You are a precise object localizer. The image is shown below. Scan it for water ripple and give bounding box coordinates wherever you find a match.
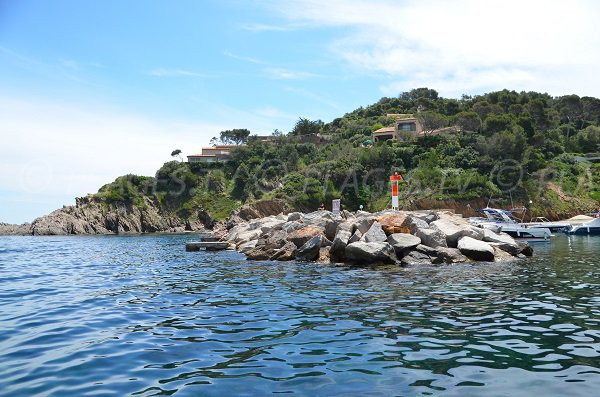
[0,234,599,396]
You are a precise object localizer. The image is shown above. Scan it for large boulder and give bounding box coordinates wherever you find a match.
[431,219,483,248]
[232,228,263,245]
[317,247,331,263]
[330,229,352,261]
[360,221,387,243]
[287,212,304,222]
[303,211,334,229]
[287,226,323,248]
[348,229,363,244]
[324,219,343,241]
[281,221,305,234]
[492,246,518,262]
[415,227,448,248]
[256,229,288,250]
[517,241,534,257]
[387,233,421,255]
[270,242,297,261]
[246,246,274,260]
[482,229,520,256]
[411,211,439,224]
[345,242,397,265]
[457,236,495,261]
[401,250,432,265]
[415,245,467,264]
[355,216,375,235]
[238,240,258,254]
[296,235,323,261]
[406,216,430,234]
[376,212,409,235]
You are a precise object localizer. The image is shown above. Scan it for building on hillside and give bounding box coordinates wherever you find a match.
[187,145,238,163]
[372,113,459,142]
[372,114,422,142]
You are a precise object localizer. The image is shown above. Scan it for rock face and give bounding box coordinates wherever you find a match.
[297,235,323,261]
[287,226,323,248]
[226,209,533,267]
[4,195,210,236]
[457,236,495,261]
[415,228,448,248]
[344,242,397,264]
[387,233,421,255]
[0,222,31,236]
[360,221,387,243]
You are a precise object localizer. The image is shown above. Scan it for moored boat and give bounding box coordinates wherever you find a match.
[469,208,552,241]
[562,214,600,235]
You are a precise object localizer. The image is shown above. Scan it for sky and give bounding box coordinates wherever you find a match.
[1,0,600,224]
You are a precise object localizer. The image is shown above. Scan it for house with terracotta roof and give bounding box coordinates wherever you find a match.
[372,114,422,142]
[187,145,238,163]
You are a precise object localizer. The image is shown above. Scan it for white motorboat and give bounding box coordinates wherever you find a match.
[562,214,600,235]
[469,208,552,241]
[523,217,570,233]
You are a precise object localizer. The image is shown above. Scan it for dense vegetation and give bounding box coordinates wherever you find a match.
[95,88,600,221]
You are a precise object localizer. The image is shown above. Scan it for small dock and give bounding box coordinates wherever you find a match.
[186,232,229,251]
[186,241,230,251]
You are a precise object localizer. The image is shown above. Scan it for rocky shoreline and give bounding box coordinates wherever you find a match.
[223,209,533,266]
[0,195,211,236]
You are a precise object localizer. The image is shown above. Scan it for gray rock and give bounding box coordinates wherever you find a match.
[238,240,258,254]
[387,233,421,254]
[360,221,387,243]
[287,226,324,248]
[482,228,517,245]
[287,212,304,222]
[355,216,375,235]
[348,229,363,244]
[482,229,520,256]
[324,219,343,241]
[296,235,323,261]
[457,236,495,261]
[270,242,297,261]
[517,241,534,257]
[256,229,288,250]
[246,246,275,260]
[281,221,305,233]
[415,227,448,248]
[303,211,334,228]
[492,246,518,262]
[406,216,430,234]
[431,219,483,248]
[438,247,468,263]
[317,246,331,263]
[344,242,397,265]
[401,250,432,265]
[330,229,352,261]
[334,220,355,236]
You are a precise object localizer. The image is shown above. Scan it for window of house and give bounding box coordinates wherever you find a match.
[398,122,416,131]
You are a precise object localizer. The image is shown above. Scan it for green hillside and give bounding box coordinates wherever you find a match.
[95,88,600,222]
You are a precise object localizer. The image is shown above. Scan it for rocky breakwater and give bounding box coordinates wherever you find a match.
[225,209,533,266]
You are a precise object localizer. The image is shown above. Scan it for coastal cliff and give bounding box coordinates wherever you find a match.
[1,195,211,236]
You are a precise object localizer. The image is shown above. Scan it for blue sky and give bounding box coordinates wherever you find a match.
[2,0,600,223]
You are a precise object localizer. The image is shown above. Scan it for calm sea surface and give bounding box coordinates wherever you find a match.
[0,234,599,396]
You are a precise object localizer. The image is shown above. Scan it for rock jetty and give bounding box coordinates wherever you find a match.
[224,209,533,266]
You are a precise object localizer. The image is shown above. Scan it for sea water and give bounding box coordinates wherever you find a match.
[0,234,599,396]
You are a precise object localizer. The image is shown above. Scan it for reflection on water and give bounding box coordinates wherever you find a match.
[0,234,599,396]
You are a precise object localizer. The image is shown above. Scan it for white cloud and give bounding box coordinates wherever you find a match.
[223,50,265,64]
[267,0,600,97]
[0,95,227,220]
